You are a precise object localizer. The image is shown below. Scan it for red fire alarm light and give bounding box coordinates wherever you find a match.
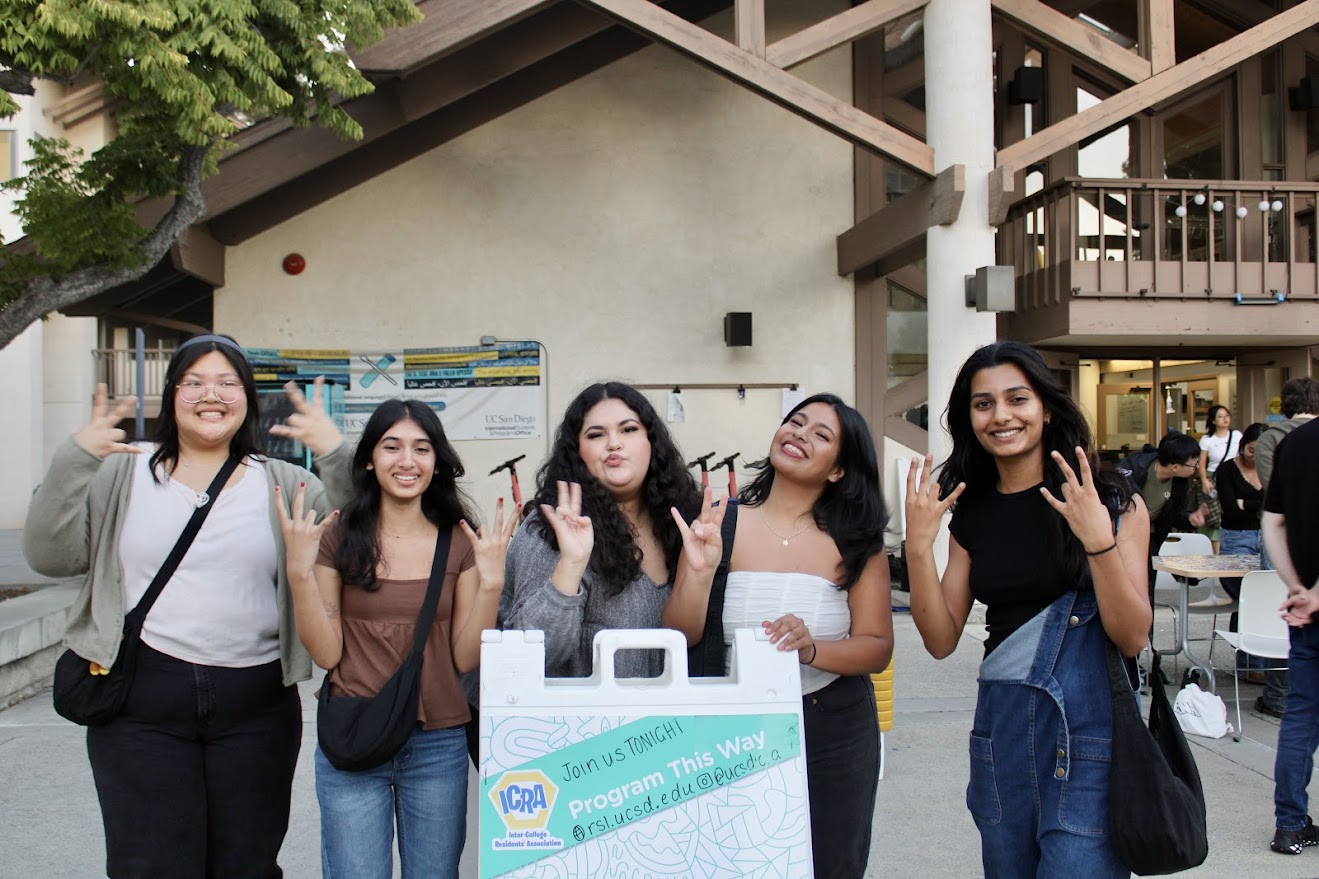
[282,253,306,275]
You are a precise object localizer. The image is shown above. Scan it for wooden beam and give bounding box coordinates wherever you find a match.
[349,0,558,74]
[884,371,928,417]
[1139,0,1176,74]
[991,0,1152,84]
[884,412,928,454]
[168,226,225,287]
[997,0,1319,174]
[838,165,964,275]
[987,163,1019,226]
[766,0,928,70]
[735,0,765,58]
[105,309,210,336]
[576,0,935,172]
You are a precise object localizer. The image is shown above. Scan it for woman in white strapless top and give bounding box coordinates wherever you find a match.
[664,393,893,878]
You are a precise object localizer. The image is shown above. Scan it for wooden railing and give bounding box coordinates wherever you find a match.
[1000,177,1319,312]
[91,346,176,400]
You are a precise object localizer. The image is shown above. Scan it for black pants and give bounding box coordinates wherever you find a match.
[804,674,880,878]
[86,643,302,879]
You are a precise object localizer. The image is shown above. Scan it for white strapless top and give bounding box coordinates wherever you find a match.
[722,570,850,694]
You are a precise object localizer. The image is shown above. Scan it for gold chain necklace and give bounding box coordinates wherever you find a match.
[758,506,813,546]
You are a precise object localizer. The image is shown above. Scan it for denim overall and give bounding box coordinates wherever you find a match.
[967,589,1128,878]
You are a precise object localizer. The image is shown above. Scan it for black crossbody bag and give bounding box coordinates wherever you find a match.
[317,527,452,772]
[53,456,242,726]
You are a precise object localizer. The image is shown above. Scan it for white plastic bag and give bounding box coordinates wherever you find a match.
[1173,683,1233,739]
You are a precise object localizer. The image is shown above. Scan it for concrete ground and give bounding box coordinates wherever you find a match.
[0,540,1314,877]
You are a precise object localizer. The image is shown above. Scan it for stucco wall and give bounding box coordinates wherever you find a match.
[218,4,857,516]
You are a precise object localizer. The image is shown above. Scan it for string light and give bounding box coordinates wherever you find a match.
[1170,189,1286,220]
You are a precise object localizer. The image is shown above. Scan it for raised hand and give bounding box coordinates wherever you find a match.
[764,613,815,660]
[1040,446,1114,553]
[541,480,593,567]
[274,482,337,579]
[269,376,343,458]
[73,384,142,459]
[671,486,727,575]
[460,497,521,594]
[904,455,962,551]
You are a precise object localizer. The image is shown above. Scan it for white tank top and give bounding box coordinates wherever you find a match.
[722,570,851,694]
[119,451,279,667]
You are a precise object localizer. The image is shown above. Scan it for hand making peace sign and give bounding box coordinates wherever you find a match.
[73,384,142,459]
[269,375,344,458]
[670,486,727,575]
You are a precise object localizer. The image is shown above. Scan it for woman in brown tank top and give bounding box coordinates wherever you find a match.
[282,398,517,879]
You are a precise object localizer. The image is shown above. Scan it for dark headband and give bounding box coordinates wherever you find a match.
[176,334,247,361]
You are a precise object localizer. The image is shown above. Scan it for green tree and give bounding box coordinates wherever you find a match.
[0,0,421,348]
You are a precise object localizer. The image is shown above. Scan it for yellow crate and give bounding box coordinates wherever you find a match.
[870,654,895,732]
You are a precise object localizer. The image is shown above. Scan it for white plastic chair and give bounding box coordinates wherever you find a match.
[1153,533,1216,657]
[1211,570,1290,741]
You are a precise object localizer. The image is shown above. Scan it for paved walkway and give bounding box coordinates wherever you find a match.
[0,526,1314,877]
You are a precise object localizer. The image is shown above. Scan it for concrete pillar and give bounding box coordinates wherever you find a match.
[0,324,43,528]
[923,0,999,464]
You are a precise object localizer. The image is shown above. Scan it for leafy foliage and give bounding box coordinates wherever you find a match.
[0,0,421,333]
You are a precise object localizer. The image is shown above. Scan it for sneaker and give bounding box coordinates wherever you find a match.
[1272,818,1319,855]
[1255,696,1285,719]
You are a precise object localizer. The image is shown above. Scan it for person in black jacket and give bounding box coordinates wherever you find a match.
[1116,432,1204,599]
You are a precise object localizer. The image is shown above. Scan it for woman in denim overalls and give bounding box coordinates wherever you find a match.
[904,342,1152,878]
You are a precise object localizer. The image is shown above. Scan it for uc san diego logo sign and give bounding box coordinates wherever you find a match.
[488,769,565,852]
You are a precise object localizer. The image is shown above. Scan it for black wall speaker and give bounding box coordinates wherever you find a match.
[724,312,752,347]
[1007,66,1045,105]
[1290,74,1319,111]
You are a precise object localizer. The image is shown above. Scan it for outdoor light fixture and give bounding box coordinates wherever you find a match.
[1169,189,1285,221]
[1007,65,1044,105]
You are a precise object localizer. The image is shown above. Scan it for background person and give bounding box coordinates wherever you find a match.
[1214,422,1266,645]
[663,393,892,878]
[501,381,702,678]
[23,335,350,878]
[1261,417,1319,855]
[905,342,1149,878]
[282,399,516,879]
[1117,432,1203,605]
[1252,377,1319,716]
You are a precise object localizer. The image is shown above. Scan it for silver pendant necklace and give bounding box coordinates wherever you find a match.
[758,506,813,546]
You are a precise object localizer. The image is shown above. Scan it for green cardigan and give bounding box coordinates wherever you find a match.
[24,438,352,687]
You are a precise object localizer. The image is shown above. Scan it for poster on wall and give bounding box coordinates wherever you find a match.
[246,343,541,442]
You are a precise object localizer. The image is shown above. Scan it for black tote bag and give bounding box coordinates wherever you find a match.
[1106,644,1209,874]
[317,528,451,772]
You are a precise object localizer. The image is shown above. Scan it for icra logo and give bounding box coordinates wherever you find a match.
[489,770,559,830]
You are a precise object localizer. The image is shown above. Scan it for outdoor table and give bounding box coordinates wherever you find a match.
[1151,554,1260,693]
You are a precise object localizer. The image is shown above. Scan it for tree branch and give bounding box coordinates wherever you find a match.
[0,143,214,348]
[0,68,36,96]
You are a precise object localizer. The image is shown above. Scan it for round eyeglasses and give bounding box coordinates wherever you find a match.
[177,380,244,404]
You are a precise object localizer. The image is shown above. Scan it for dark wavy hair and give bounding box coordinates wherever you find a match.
[528,382,700,595]
[1241,422,1267,447]
[1203,404,1231,435]
[1280,377,1319,418]
[739,393,887,590]
[335,400,475,591]
[937,342,1133,585]
[150,335,261,481]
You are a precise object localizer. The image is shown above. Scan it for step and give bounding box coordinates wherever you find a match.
[0,582,80,707]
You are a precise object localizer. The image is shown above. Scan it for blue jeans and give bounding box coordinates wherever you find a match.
[968,591,1128,878]
[316,725,468,879]
[1276,622,1319,832]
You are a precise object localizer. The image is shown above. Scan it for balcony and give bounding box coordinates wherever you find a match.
[998,178,1319,349]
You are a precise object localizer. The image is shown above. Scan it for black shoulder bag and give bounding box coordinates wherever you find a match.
[686,501,739,678]
[1106,644,1209,874]
[317,527,452,772]
[53,456,242,726]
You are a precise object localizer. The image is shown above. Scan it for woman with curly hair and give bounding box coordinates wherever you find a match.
[502,381,702,678]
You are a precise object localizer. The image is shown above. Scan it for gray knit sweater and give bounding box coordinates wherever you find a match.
[501,511,671,679]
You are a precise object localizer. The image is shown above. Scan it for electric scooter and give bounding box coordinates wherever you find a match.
[687,451,716,488]
[714,452,741,496]
[489,454,526,508]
